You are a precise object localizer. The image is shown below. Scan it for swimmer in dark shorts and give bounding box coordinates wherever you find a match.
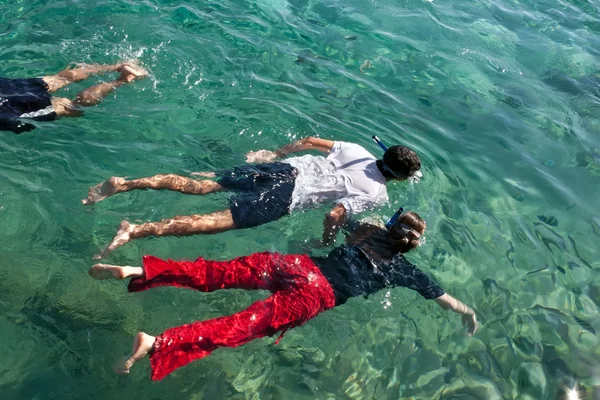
[0,62,147,134]
[88,210,478,380]
[83,137,423,259]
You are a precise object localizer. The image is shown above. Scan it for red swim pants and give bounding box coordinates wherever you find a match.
[128,252,336,381]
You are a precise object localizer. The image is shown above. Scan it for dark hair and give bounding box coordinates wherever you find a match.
[346,211,426,260]
[382,146,421,178]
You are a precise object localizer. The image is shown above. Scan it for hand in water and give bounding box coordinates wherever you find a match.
[246,150,278,163]
[462,309,479,336]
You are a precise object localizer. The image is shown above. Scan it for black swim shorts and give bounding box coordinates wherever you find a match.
[0,77,56,134]
[217,162,297,229]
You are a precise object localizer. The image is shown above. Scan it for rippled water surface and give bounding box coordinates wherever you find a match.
[1,0,600,398]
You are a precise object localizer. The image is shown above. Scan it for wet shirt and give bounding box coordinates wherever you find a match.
[283,141,388,215]
[311,245,445,305]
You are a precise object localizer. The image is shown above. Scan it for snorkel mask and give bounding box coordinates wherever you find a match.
[372,135,423,183]
[385,207,424,247]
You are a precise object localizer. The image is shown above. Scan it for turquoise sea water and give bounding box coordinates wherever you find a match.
[1,0,599,398]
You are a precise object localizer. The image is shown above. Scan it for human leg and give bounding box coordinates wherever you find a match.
[118,286,334,380]
[93,162,297,258]
[48,64,147,117]
[95,210,236,259]
[74,64,147,107]
[82,174,225,205]
[88,263,144,280]
[115,297,277,379]
[42,63,124,92]
[115,332,156,374]
[89,252,289,291]
[126,252,297,292]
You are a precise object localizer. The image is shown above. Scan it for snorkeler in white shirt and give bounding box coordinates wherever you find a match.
[83,136,422,259]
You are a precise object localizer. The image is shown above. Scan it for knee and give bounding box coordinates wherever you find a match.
[156,174,192,189]
[57,68,83,82]
[57,69,78,83]
[185,180,205,193]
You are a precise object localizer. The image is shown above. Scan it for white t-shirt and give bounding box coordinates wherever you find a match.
[283,141,388,215]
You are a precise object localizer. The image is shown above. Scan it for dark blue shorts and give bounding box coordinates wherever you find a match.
[217,162,297,229]
[1,77,56,133]
[0,78,56,120]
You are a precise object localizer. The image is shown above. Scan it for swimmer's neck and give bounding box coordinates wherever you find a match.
[375,160,395,182]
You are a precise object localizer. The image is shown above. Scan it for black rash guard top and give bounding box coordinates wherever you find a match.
[311,245,445,305]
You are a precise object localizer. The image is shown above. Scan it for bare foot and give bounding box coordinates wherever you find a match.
[82,177,126,205]
[119,63,148,83]
[94,221,135,260]
[115,332,156,375]
[89,263,127,280]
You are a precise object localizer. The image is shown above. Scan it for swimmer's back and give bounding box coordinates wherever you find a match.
[285,141,388,214]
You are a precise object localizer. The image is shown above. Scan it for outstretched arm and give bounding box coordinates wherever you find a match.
[276,137,334,156]
[434,293,479,335]
[246,137,335,163]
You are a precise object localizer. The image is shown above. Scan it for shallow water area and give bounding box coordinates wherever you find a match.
[1,0,600,398]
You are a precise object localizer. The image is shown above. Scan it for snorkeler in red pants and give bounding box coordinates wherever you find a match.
[89,211,478,380]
